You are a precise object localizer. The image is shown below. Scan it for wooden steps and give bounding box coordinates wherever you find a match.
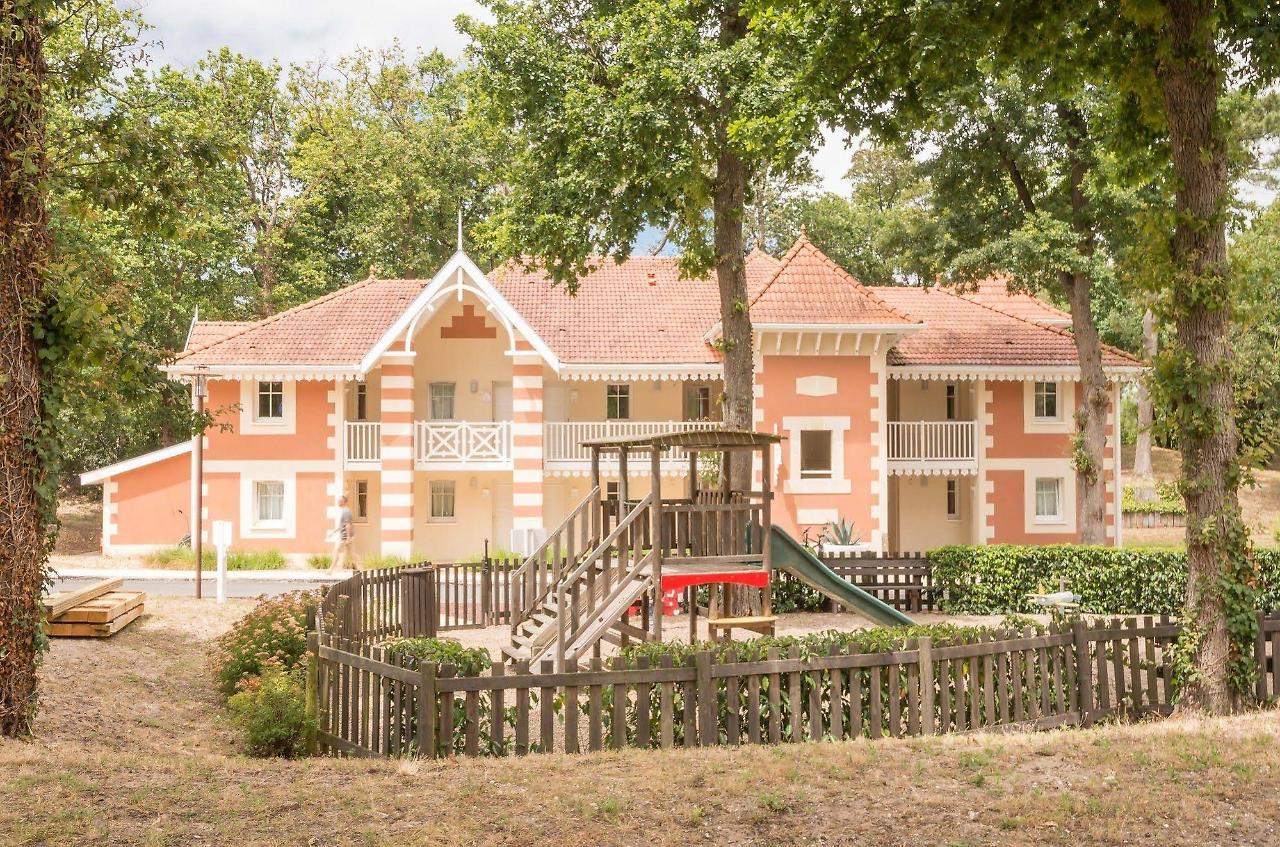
[43,579,146,638]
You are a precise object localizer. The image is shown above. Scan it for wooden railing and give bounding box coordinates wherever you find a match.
[543,420,720,463]
[414,421,512,465]
[507,487,600,632]
[344,422,381,464]
[308,614,1280,759]
[886,421,977,469]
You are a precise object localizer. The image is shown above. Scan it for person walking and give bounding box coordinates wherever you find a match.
[328,495,358,572]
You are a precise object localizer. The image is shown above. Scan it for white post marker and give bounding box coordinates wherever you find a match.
[212,520,233,604]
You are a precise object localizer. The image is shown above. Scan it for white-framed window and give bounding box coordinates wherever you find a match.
[606,384,631,420]
[946,478,960,520]
[1034,477,1063,522]
[684,384,713,421]
[429,382,456,420]
[799,430,833,479]
[253,480,285,526]
[354,382,369,422]
[255,381,284,422]
[605,481,620,501]
[945,383,959,421]
[354,480,369,522]
[1033,381,1059,421]
[429,480,456,521]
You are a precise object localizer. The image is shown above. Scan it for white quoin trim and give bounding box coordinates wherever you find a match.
[360,250,560,374]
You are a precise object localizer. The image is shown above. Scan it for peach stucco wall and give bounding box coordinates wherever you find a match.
[109,451,190,547]
[757,354,880,542]
[205,379,335,460]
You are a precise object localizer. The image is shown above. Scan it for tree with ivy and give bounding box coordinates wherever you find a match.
[461,0,820,440]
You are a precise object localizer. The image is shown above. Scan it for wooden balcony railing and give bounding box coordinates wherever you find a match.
[886,421,978,471]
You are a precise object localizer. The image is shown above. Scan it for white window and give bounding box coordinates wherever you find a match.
[429,480,456,521]
[255,381,284,421]
[606,384,631,420]
[429,382,456,420]
[354,382,369,421]
[799,430,833,479]
[1033,381,1059,421]
[946,479,960,520]
[684,384,713,421]
[1034,477,1063,522]
[254,480,285,525]
[945,383,959,421]
[354,480,369,522]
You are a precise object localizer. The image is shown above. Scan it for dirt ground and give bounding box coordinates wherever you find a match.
[2,599,1279,846]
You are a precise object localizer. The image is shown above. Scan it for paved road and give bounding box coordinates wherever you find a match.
[50,575,334,598]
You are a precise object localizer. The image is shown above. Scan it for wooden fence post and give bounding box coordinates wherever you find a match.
[481,556,493,626]
[696,650,716,746]
[305,631,320,755]
[1073,619,1094,726]
[1255,611,1268,704]
[918,636,935,735]
[417,662,438,758]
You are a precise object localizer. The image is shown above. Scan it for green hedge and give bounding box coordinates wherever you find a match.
[1121,485,1187,515]
[931,545,1280,615]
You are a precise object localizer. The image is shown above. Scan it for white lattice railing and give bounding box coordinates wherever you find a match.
[344,422,381,463]
[543,420,720,463]
[414,421,512,464]
[886,421,978,466]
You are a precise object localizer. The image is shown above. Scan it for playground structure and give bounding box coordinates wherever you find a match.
[503,429,912,669]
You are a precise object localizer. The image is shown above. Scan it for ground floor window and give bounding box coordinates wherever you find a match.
[354,480,369,521]
[254,480,285,525]
[429,480,456,521]
[1034,477,1063,522]
[799,430,833,479]
[946,478,960,520]
[605,481,620,501]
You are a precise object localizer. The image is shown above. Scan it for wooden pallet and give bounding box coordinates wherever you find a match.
[46,601,145,638]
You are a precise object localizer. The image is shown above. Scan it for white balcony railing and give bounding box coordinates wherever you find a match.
[414,421,512,465]
[345,421,381,463]
[886,421,978,471]
[544,420,721,463]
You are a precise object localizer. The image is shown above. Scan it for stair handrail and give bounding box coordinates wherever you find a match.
[508,485,600,634]
[559,548,656,668]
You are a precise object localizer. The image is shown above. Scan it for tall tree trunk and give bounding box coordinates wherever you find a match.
[0,0,54,737]
[1133,307,1158,495]
[1157,0,1246,715]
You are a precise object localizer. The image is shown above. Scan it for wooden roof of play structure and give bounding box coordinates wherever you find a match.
[581,428,781,451]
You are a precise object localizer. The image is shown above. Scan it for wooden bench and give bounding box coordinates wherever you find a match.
[708,615,777,641]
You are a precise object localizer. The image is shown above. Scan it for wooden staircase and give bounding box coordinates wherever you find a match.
[504,491,657,668]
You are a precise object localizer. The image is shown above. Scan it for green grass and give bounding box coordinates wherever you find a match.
[143,546,286,571]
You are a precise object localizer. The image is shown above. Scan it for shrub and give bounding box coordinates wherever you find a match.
[227,665,315,757]
[931,545,1280,615]
[143,546,286,570]
[1121,485,1187,515]
[211,590,323,696]
[383,637,492,676]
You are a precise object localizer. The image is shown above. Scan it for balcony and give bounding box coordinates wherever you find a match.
[886,421,978,475]
[544,420,720,472]
[343,421,513,469]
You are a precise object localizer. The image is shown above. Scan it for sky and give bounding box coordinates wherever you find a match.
[128,0,857,194]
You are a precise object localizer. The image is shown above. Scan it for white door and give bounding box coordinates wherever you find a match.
[492,481,513,552]
[492,382,512,421]
[543,384,567,422]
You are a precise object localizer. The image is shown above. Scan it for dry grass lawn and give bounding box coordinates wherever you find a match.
[1,598,1278,846]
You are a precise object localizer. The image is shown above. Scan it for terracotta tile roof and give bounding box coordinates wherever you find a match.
[185,320,251,351]
[490,250,782,364]
[173,276,428,368]
[958,276,1072,325]
[748,236,919,327]
[871,286,1142,368]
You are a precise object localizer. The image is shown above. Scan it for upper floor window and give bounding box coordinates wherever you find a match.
[945,383,959,421]
[799,430,833,479]
[256,381,284,422]
[429,479,456,521]
[1034,477,1063,522]
[254,480,285,525]
[354,382,369,421]
[1033,381,1059,421]
[606,384,631,420]
[430,382,456,420]
[684,384,713,421]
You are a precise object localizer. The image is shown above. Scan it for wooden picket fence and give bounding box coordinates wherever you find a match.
[822,551,936,612]
[307,613,1280,759]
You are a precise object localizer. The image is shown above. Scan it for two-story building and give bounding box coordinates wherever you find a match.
[80,237,1142,561]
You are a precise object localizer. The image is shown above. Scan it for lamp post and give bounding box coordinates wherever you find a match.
[193,366,208,598]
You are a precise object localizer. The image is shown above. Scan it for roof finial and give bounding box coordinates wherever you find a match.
[457,207,464,254]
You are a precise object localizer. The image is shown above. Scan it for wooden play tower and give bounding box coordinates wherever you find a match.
[504,429,780,669]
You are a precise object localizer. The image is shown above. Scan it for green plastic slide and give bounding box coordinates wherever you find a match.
[770,526,915,627]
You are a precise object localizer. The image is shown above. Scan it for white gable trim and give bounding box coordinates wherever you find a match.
[360,251,560,374]
[80,441,193,486]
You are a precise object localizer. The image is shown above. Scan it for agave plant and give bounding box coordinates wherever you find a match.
[822,518,861,547]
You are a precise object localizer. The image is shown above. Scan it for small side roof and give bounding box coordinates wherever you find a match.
[80,440,193,486]
[582,429,781,451]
